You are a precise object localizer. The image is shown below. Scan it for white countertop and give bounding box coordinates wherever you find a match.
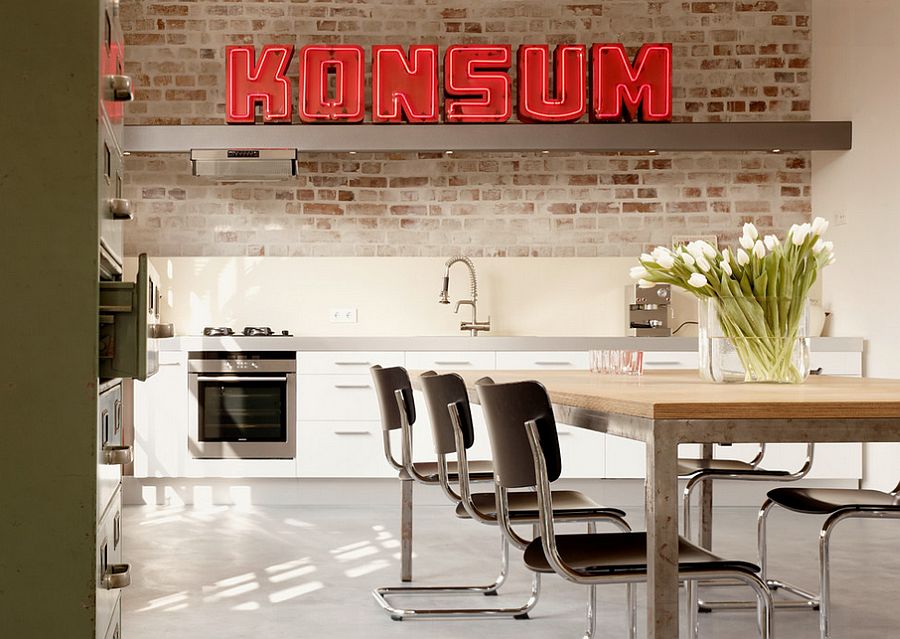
[156,335,864,353]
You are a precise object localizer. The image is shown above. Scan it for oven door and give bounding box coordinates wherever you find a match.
[188,372,296,459]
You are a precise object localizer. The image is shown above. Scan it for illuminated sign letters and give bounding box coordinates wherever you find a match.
[224,43,673,124]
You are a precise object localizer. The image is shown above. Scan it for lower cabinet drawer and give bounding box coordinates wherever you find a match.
[297,375,379,421]
[496,351,588,370]
[405,351,496,371]
[96,486,127,639]
[297,421,394,478]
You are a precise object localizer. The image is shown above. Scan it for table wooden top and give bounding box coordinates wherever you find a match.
[439,370,900,420]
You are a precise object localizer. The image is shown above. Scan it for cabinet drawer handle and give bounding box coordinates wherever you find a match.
[334,384,371,389]
[557,431,573,436]
[433,361,472,366]
[103,563,131,590]
[644,361,682,366]
[534,361,573,366]
[334,430,371,436]
[334,361,371,366]
[103,445,133,466]
[107,74,133,101]
[158,362,182,367]
[108,198,133,220]
[810,367,823,375]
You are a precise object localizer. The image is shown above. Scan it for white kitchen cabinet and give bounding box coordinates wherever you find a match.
[132,350,188,477]
[298,353,389,478]
[557,424,606,478]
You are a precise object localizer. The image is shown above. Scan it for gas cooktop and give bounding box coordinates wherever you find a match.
[202,327,293,337]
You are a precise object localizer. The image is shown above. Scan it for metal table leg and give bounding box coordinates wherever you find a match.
[401,478,413,582]
[646,429,680,639]
[699,443,714,550]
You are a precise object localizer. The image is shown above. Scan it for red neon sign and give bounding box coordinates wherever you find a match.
[298,45,365,122]
[592,43,672,122]
[225,45,293,123]
[223,43,673,124]
[444,45,512,123]
[372,45,439,123]
[517,44,587,123]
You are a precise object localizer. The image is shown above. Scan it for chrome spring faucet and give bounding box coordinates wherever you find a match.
[439,256,491,337]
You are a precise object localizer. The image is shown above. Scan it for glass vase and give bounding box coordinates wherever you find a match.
[698,297,810,384]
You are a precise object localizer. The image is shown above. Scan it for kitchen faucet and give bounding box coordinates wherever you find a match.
[438,256,491,337]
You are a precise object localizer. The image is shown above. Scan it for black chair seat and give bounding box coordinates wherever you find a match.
[767,487,900,515]
[678,457,790,477]
[523,531,760,576]
[455,490,626,520]
[399,459,494,482]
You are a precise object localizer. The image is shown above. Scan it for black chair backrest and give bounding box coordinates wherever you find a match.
[370,365,415,431]
[419,371,475,455]
[476,378,562,489]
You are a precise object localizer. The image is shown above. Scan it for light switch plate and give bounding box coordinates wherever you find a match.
[329,308,358,323]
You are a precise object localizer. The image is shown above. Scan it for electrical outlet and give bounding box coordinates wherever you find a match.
[833,211,848,227]
[329,308,358,323]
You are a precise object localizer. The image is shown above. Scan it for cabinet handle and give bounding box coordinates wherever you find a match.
[334,361,371,366]
[107,74,133,101]
[103,564,131,590]
[810,367,824,375]
[533,361,572,366]
[158,362,182,367]
[103,445,133,466]
[334,430,371,436]
[109,198,133,221]
[643,361,682,366]
[433,361,472,366]
[557,431,573,436]
[333,384,371,389]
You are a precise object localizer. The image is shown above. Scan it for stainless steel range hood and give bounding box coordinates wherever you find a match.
[190,148,297,180]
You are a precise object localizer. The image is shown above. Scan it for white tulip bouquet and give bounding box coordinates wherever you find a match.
[630,218,835,383]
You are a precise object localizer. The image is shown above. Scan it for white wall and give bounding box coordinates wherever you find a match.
[126,256,698,338]
[813,0,900,489]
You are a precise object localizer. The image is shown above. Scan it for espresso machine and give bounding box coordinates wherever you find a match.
[626,283,672,337]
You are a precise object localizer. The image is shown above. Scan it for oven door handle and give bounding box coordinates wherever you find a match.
[196,376,288,382]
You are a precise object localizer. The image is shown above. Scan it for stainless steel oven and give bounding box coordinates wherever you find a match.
[188,352,296,459]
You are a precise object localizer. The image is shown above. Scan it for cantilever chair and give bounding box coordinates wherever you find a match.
[757,480,900,638]
[373,370,633,624]
[477,377,774,639]
[370,365,494,584]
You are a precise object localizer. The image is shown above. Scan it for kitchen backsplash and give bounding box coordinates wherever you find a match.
[121,0,812,257]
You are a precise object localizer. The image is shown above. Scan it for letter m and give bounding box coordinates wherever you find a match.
[226,45,294,123]
[592,43,672,122]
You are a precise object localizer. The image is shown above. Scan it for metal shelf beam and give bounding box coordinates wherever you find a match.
[124,121,851,154]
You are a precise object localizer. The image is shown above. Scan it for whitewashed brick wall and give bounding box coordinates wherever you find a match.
[121,0,812,257]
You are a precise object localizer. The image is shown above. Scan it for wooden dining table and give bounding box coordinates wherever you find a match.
[442,369,900,639]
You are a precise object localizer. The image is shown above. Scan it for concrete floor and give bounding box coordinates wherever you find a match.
[123,501,900,638]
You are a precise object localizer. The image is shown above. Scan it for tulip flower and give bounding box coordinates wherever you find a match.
[688,273,708,288]
[813,239,825,253]
[811,216,829,236]
[743,222,759,241]
[638,278,656,288]
[641,252,656,263]
[720,259,733,276]
[680,251,696,267]
[753,239,766,259]
[656,253,676,269]
[764,234,780,251]
[695,254,712,272]
[739,235,754,250]
[791,222,811,246]
[630,265,649,280]
[737,248,750,266]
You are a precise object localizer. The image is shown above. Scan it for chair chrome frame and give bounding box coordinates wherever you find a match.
[372,384,538,621]
[757,480,900,639]
[520,419,774,639]
[684,443,815,613]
